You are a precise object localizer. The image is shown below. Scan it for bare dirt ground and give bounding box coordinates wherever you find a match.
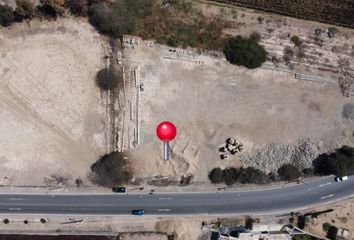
[302,197,354,239]
[123,37,353,182]
[0,1,353,188]
[117,1,354,184]
[0,18,109,186]
[0,215,203,240]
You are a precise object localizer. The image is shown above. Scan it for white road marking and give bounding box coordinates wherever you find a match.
[8,208,22,211]
[158,198,172,200]
[321,194,334,200]
[157,209,171,212]
[318,182,332,187]
[9,198,23,201]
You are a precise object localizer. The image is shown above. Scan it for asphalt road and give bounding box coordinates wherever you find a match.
[0,176,353,215]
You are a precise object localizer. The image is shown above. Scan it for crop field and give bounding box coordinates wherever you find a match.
[211,0,354,28]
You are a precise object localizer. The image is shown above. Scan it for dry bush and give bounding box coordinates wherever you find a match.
[90,151,133,187]
[96,66,122,90]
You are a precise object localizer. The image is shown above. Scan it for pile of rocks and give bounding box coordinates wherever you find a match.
[239,138,324,173]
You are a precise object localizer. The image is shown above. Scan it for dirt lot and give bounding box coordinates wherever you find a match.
[302,197,354,239]
[117,2,354,184]
[123,37,353,182]
[0,2,353,187]
[0,18,109,186]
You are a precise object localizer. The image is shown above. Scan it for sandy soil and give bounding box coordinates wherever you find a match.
[0,18,109,186]
[123,39,353,182]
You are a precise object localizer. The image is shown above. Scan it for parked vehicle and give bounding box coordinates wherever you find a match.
[219,146,227,152]
[335,176,348,182]
[132,209,145,215]
[220,154,229,160]
[112,187,126,193]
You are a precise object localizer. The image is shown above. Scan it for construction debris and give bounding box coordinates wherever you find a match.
[219,138,243,160]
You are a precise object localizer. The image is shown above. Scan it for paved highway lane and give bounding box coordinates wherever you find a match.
[0,176,353,215]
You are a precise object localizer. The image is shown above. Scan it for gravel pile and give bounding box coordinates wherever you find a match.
[239,138,324,173]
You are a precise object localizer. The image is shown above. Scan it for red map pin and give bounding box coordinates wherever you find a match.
[156,121,177,160]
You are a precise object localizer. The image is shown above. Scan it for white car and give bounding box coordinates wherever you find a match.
[335,176,348,182]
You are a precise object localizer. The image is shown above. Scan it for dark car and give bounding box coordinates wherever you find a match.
[112,187,126,193]
[219,146,227,152]
[220,154,229,160]
[132,209,145,216]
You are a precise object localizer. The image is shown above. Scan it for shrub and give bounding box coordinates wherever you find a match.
[239,167,267,184]
[0,4,14,27]
[322,222,331,232]
[208,167,224,184]
[249,31,261,43]
[292,235,314,240]
[138,0,223,50]
[180,174,193,186]
[64,0,89,16]
[88,0,155,38]
[223,36,267,69]
[209,167,268,185]
[14,0,36,21]
[90,151,132,187]
[38,0,65,19]
[302,168,313,176]
[223,167,239,186]
[326,226,338,240]
[277,164,301,181]
[96,67,122,90]
[291,35,302,47]
[245,217,254,230]
[3,219,9,224]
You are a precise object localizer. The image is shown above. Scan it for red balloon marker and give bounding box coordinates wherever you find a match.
[156,121,177,160]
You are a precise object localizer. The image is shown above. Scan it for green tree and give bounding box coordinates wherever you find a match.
[223,167,239,186]
[277,164,301,181]
[208,167,224,184]
[223,36,267,69]
[313,145,354,176]
[90,151,132,187]
[0,4,14,27]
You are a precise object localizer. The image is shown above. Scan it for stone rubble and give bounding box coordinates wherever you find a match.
[239,138,324,173]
